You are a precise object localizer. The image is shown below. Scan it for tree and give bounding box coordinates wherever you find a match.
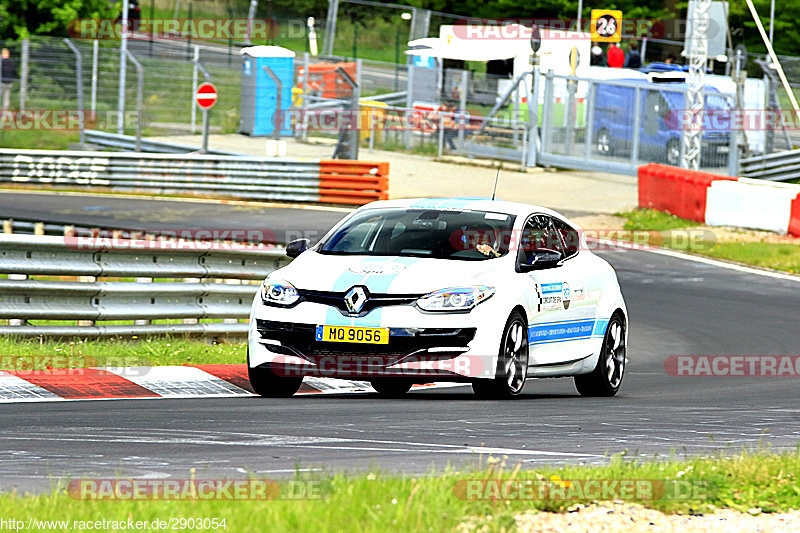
[0,0,116,40]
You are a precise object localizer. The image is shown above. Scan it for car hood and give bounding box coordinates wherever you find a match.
[275,251,504,294]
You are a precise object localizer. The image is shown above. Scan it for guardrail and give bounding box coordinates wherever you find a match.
[0,234,291,338]
[0,149,389,205]
[85,131,239,155]
[740,149,800,182]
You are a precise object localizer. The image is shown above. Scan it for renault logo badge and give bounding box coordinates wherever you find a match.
[344,286,367,313]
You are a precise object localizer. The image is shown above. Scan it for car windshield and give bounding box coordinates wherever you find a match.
[318,208,517,260]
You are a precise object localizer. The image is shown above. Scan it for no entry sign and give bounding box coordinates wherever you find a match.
[195,82,218,110]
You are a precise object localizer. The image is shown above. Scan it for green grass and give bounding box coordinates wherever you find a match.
[0,450,799,531]
[618,208,800,273]
[0,336,245,369]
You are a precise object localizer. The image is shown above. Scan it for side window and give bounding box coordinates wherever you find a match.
[552,218,580,259]
[520,215,565,264]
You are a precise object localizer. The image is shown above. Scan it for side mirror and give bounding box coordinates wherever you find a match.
[285,238,310,258]
[518,249,562,272]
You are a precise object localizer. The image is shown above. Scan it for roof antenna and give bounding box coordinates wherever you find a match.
[491,167,500,201]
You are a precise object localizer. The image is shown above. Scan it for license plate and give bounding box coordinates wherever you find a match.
[315,325,390,344]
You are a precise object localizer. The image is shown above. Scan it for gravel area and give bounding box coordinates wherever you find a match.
[458,503,800,532]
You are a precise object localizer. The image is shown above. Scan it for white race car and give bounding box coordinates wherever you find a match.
[248,198,628,399]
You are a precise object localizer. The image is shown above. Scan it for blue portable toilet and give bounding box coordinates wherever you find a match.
[239,46,295,136]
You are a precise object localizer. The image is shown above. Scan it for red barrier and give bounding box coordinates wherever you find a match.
[638,164,735,222]
[318,160,389,205]
[789,193,800,237]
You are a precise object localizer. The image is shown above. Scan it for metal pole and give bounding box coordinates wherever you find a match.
[404,61,414,149]
[64,39,85,146]
[584,81,596,161]
[202,110,209,152]
[246,0,259,45]
[301,52,310,140]
[191,45,199,134]
[125,50,143,151]
[323,0,339,56]
[118,0,129,134]
[458,70,467,152]
[682,0,711,170]
[19,39,29,111]
[641,38,647,64]
[91,40,98,113]
[262,65,283,140]
[768,0,775,50]
[437,111,444,157]
[577,0,583,34]
[527,67,539,167]
[631,87,642,164]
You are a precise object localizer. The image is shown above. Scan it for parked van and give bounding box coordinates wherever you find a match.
[592,79,732,166]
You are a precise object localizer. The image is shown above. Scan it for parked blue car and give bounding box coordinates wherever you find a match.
[592,79,732,166]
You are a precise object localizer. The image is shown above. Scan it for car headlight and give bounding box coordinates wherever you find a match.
[260,279,300,306]
[416,286,495,312]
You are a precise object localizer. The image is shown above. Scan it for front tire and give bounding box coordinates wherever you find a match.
[574,314,626,397]
[247,349,303,398]
[472,311,529,399]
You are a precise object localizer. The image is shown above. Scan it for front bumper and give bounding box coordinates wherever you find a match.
[248,300,504,380]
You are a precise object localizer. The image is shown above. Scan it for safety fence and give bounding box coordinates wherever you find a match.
[0,149,389,205]
[638,163,800,236]
[0,233,291,338]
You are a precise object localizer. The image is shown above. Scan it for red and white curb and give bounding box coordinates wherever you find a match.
[0,365,460,403]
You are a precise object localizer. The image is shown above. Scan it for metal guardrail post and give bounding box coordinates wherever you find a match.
[404,62,414,150]
[63,39,85,146]
[124,50,144,152]
[438,112,444,158]
[727,126,740,176]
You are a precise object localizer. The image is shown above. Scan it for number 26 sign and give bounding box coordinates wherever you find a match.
[590,9,622,43]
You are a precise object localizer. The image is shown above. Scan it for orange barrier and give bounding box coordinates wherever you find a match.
[318,160,389,205]
[637,163,735,222]
[789,193,800,237]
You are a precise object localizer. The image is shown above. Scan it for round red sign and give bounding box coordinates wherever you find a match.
[195,82,218,110]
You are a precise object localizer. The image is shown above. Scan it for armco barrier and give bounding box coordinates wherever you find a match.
[638,164,800,237]
[0,149,388,205]
[0,234,291,337]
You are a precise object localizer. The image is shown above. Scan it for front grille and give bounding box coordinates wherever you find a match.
[297,289,423,316]
[256,320,476,361]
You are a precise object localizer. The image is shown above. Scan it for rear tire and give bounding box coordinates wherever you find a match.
[574,314,626,397]
[247,349,303,398]
[370,380,413,397]
[472,311,529,399]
